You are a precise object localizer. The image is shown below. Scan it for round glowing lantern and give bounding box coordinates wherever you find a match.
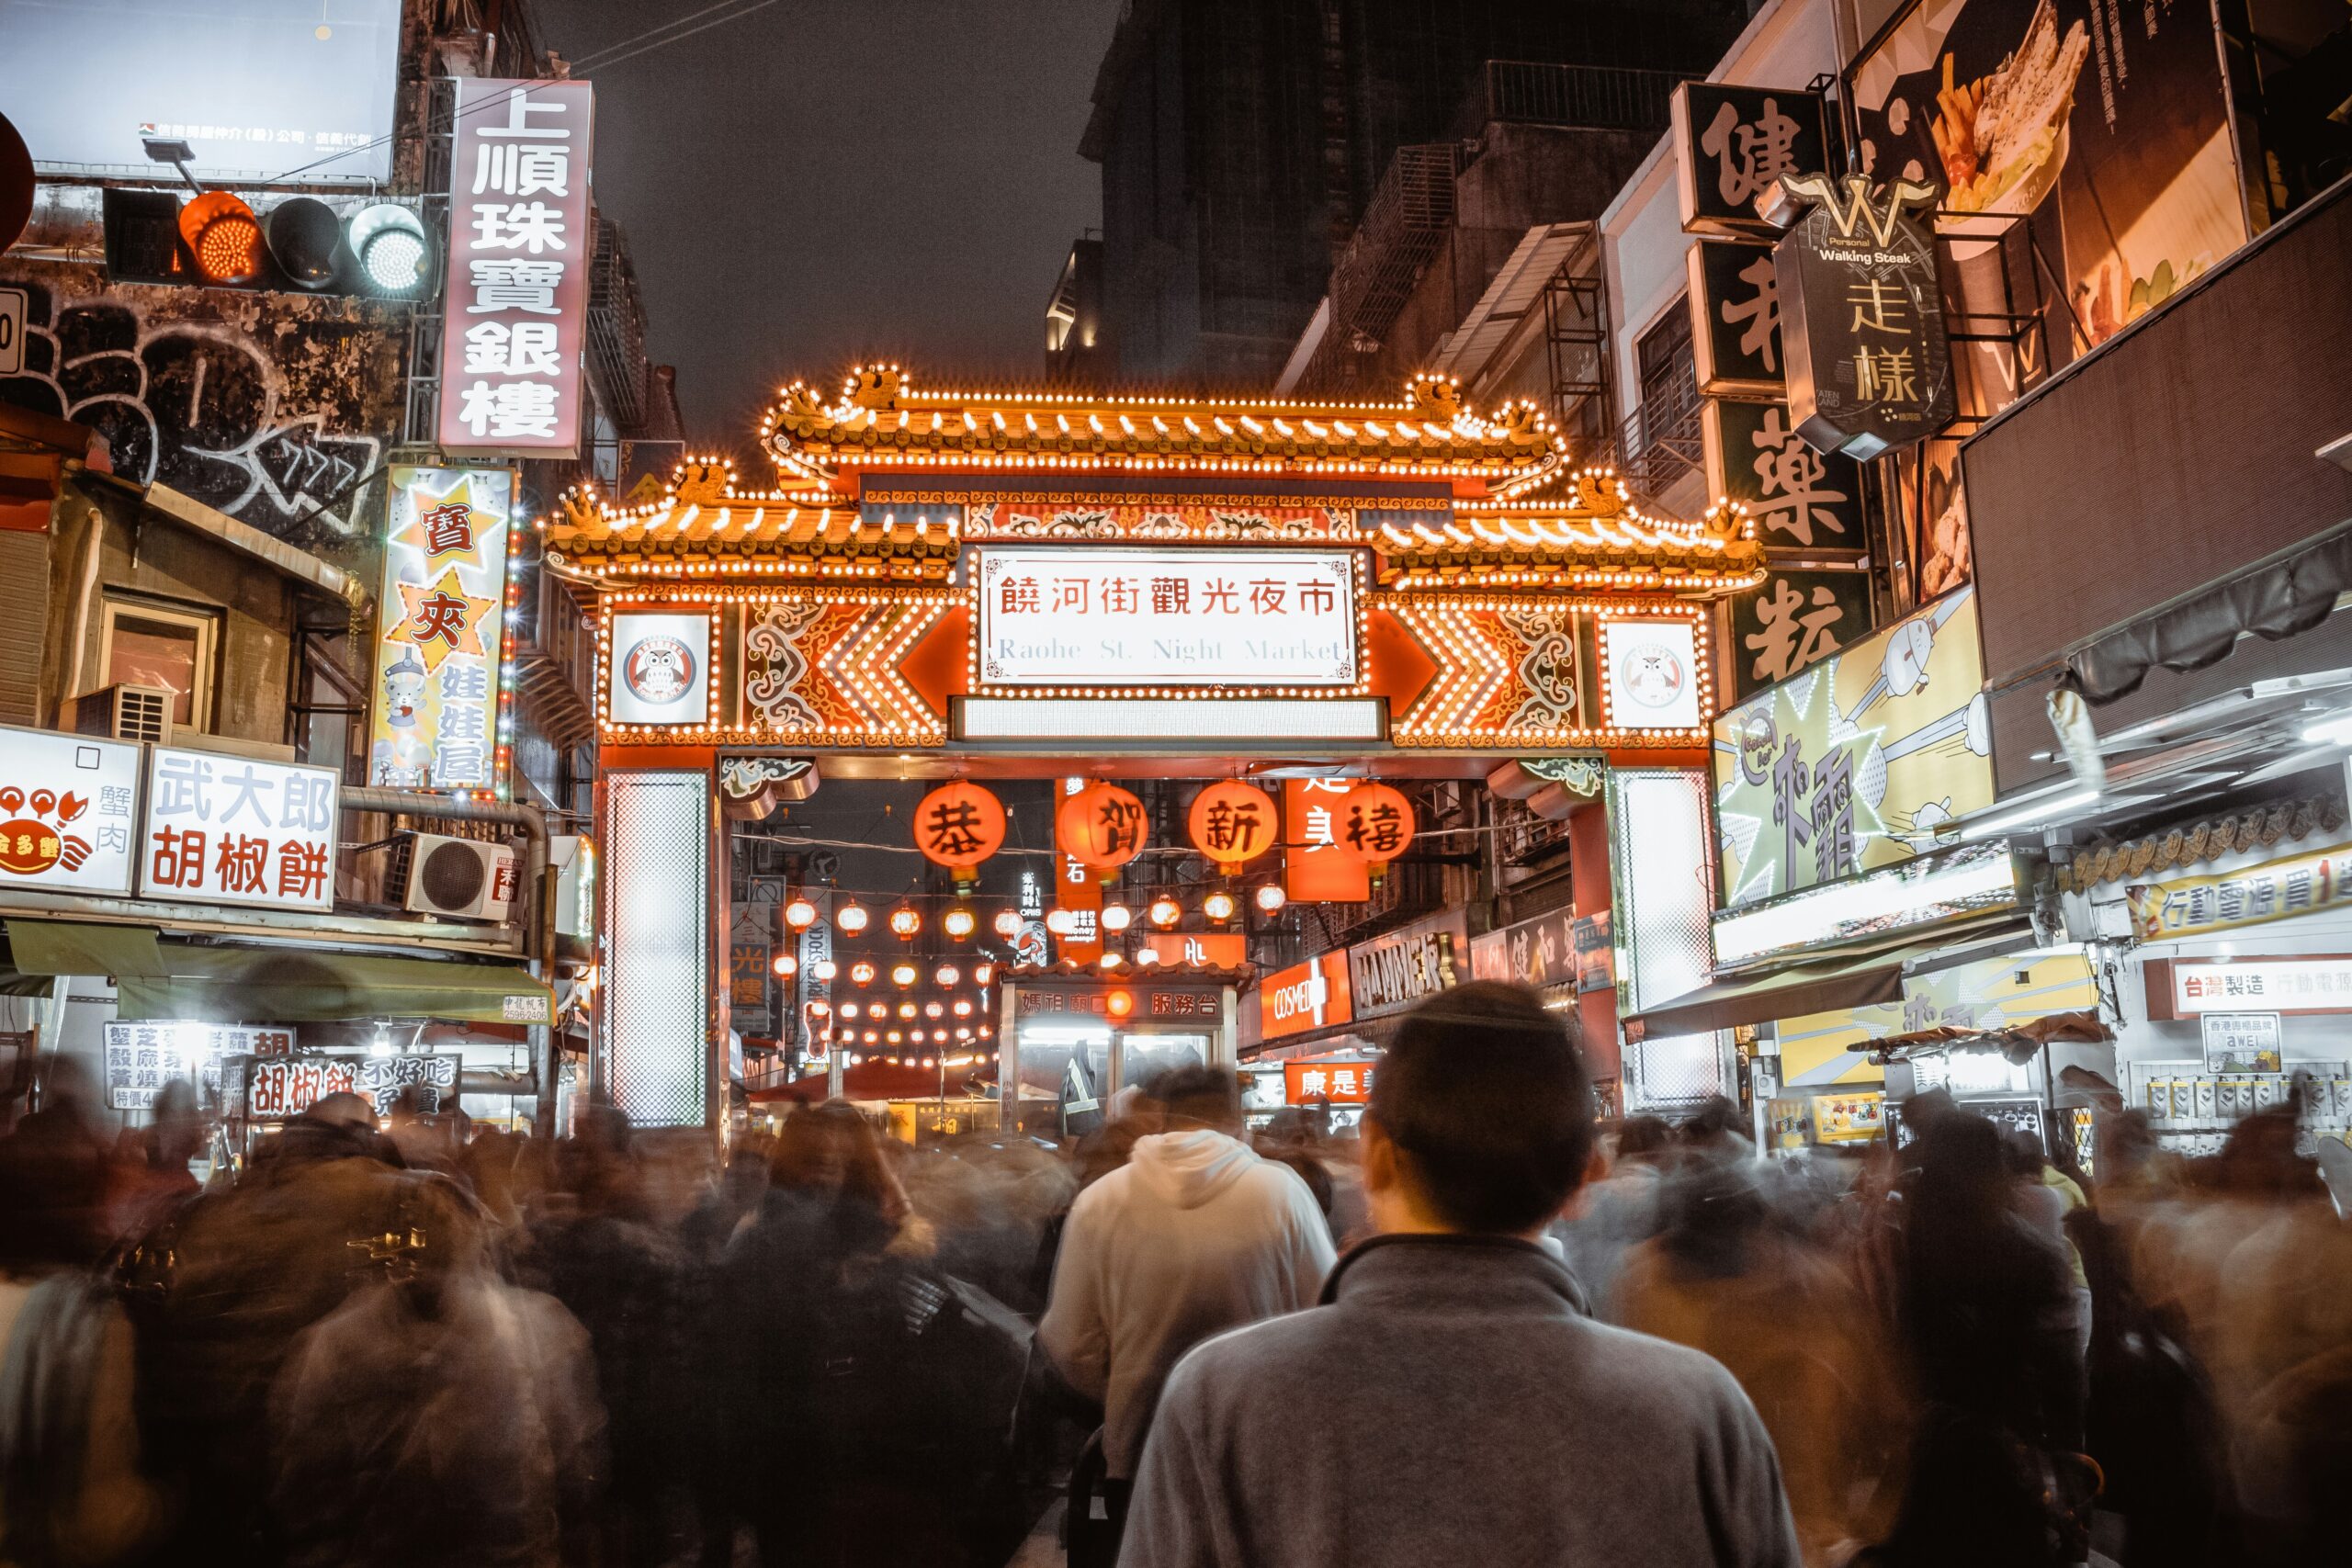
[1186,780,1277,867]
[1057,782,1148,871]
[943,908,977,941]
[1253,884,1287,913]
[849,961,876,987]
[783,898,819,931]
[888,905,922,940]
[897,1001,918,1021]
[891,962,919,988]
[1100,903,1134,932]
[1148,897,1182,929]
[771,952,798,977]
[934,964,960,987]
[1045,908,1077,936]
[835,901,871,936]
[992,908,1023,940]
[812,959,838,982]
[1202,890,1238,922]
[914,782,1006,879]
[1334,783,1416,865]
[971,961,996,987]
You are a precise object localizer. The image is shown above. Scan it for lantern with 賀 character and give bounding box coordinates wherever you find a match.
[1186,780,1276,868]
[1057,781,1148,872]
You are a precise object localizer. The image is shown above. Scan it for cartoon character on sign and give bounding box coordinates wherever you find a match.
[382,649,426,729]
[624,635,696,706]
[1618,642,1688,712]
[0,787,92,876]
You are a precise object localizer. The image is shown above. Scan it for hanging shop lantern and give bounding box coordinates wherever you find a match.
[783,898,819,931]
[897,1001,918,1021]
[812,959,839,982]
[849,961,876,987]
[892,962,919,987]
[1148,897,1182,929]
[1100,903,1134,932]
[1202,890,1238,922]
[889,905,922,940]
[1253,884,1287,913]
[1334,783,1416,866]
[771,953,799,977]
[1186,780,1277,868]
[992,908,1023,940]
[943,908,977,941]
[971,961,996,987]
[1045,908,1077,936]
[836,901,871,936]
[1057,781,1148,871]
[934,964,960,987]
[914,782,1007,880]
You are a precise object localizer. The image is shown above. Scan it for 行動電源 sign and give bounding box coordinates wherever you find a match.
[976,547,1357,688]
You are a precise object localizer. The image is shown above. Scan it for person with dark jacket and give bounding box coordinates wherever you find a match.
[1119,983,1801,1568]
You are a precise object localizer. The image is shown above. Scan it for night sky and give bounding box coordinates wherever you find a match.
[545,0,1117,451]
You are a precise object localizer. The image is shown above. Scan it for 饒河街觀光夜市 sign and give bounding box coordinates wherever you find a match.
[1713,584,1992,910]
[438,78,595,457]
[0,726,142,897]
[1772,173,1955,461]
[976,547,1358,689]
[138,748,340,912]
[369,466,514,789]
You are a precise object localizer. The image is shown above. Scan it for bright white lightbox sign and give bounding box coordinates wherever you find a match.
[975,547,1357,688]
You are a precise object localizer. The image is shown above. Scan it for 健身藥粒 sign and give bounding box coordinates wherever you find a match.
[138,748,339,911]
[1772,172,1955,461]
[1713,585,1990,909]
[369,466,514,788]
[438,78,595,457]
[0,725,141,897]
[976,547,1357,689]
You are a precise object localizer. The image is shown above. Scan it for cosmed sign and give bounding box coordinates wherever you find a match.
[138,749,339,911]
[438,77,594,458]
[976,547,1357,688]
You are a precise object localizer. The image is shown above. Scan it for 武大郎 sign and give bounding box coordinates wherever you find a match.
[369,467,514,789]
[1713,584,1991,909]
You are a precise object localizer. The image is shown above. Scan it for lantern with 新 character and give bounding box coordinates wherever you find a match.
[1186,780,1276,868]
[1334,783,1415,868]
[914,782,1006,884]
[1057,782,1148,872]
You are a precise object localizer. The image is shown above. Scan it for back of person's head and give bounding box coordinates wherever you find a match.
[1679,1095,1751,1153]
[1657,1157,1772,1280]
[2005,1129,2046,1179]
[1366,981,1594,1235]
[1149,1063,1243,1133]
[1614,1114,1674,1164]
[1903,1112,2012,1240]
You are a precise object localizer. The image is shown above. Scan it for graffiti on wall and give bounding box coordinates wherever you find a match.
[0,268,404,548]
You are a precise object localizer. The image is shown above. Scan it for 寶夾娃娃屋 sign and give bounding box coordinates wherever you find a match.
[369,466,514,789]
[976,547,1358,689]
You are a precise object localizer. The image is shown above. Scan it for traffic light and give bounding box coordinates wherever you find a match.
[102,186,436,299]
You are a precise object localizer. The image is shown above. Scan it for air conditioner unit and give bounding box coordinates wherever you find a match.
[63,684,173,745]
[390,831,519,921]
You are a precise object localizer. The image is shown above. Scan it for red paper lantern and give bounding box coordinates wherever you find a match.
[914,782,1006,874]
[1333,783,1415,864]
[1056,781,1148,870]
[1186,779,1277,867]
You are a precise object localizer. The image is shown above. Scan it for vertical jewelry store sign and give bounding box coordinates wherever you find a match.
[438,77,595,457]
[369,467,515,788]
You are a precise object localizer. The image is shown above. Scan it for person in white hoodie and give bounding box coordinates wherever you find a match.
[1040,1063,1335,1529]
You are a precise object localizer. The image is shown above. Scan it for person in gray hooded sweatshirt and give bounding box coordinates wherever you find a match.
[1040,1063,1334,1535]
[1119,982,1802,1568]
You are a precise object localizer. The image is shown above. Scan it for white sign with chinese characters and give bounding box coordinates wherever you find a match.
[1600,617,1704,730]
[368,467,514,788]
[606,613,713,727]
[101,1021,288,1111]
[2170,959,2352,1016]
[138,749,340,911]
[0,726,142,896]
[976,547,1357,688]
[2199,1011,2283,1074]
[437,78,594,457]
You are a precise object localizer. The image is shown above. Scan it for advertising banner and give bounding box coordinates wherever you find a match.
[728,906,771,1035]
[2127,842,2352,943]
[2200,1012,2283,1075]
[1348,911,1464,1020]
[1261,953,1352,1041]
[1687,238,1784,396]
[2157,956,2352,1018]
[1776,946,2096,1086]
[101,1020,286,1111]
[138,748,339,911]
[369,466,514,788]
[438,77,595,457]
[1284,1058,1374,1104]
[1702,398,1864,556]
[975,547,1358,688]
[1283,778,1370,903]
[0,726,141,897]
[1466,906,1611,994]
[1713,584,1991,908]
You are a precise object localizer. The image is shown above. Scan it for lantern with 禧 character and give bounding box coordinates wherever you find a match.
[914,782,1006,887]
[1057,781,1148,873]
[1333,783,1415,874]
[1187,780,1276,868]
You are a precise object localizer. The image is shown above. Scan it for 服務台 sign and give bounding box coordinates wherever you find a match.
[976,547,1357,689]
[0,725,141,897]
[1713,585,1990,908]
[1772,173,1956,460]
[438,78,595,457]
[138,748,339,911]
[369,466,514,788]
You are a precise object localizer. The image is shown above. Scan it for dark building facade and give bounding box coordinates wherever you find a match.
[1080,0,1756,386]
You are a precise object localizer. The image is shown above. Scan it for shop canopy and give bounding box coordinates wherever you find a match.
[1621,940,1928,1043]
[1866,1010,2110,1066]
[753,1060,984,1104]
[1,919,550,1025]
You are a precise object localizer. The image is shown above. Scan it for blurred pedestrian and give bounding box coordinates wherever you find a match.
[1119,983,1801,1568]
[1554,1113,1671,1318]
[1039,1064,1332,1545]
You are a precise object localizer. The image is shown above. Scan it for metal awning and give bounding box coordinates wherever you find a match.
[4,919,164,980]
[112,942,552,1025]
[1622,940,1931,1043]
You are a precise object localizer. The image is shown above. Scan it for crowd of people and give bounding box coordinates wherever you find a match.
[0,987,2346,1568]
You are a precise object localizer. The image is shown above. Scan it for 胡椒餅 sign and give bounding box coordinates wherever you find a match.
[138,748,340,911]
[1772,173,1955,461]
[0,726,141,897]
[369,467,514,788]
[976,547,1357,689]
[438,78,595,457]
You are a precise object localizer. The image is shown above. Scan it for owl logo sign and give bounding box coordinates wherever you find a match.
[1601,618,1704,731]
[606,614,712,727]
[624,637,696,705]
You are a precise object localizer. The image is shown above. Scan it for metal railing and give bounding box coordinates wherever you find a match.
[1453,60,1699,139]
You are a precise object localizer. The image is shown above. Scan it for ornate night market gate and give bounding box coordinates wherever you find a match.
[543,364,1763,1131]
